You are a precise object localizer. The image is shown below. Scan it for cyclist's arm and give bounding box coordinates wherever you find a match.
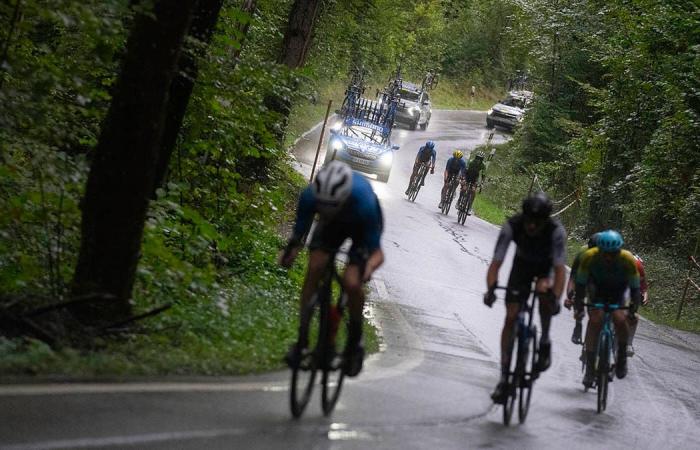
[487,222,513,288]
[551,224,568,299]
[361,194,384,281]
[574,248,597,304]
[280,187,315,267]
[430,149,436,169]
[637,259,649,304]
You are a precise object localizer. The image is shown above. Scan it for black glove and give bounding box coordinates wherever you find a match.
[430,167,435,174]
[483,287,496,307]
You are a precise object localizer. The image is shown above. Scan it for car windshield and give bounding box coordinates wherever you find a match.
[347,124,384,145]
[399,89,420,102]
[501,96,529,108]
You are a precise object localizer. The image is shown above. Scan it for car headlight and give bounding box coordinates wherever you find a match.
[330,138,345,151]
[487,108,493,115]
[379,152,393,167]
[517,115,524,122]
[410,106,420,115]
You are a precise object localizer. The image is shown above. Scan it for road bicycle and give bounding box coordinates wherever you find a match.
[406,162,430,202]
[494,286,541,426]
[440,174,459,215]
[583,302,629,413]
[289,251,348,418]
[456,179,477,225]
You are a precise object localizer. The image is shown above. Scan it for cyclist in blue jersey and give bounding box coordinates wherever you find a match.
[280,161,385,377]
[439,150,467,209]
[405,140,436,195]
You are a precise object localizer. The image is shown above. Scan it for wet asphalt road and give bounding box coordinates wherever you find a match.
[1,111,699,450]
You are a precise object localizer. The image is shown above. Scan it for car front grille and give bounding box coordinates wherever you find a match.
[492,110,517,120]
[347,147,377,160]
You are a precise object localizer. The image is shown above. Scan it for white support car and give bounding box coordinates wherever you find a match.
[486,90,533,131]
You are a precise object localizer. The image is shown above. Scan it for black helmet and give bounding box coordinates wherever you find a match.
[522,192,552,219]
[587,232,600,248]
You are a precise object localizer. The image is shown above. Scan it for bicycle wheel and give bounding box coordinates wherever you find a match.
[596,334,609,414]
[503,325,518,426]
[290,297,320,418]
[456,192,466,224]
[321,297,347,416]
[465,189,475,215]
[518,326,537,423]
[444,183,456,215]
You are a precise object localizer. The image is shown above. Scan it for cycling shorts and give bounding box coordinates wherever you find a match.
[464,171,479,184]
[308,221,370,270]
[505,256,553,304]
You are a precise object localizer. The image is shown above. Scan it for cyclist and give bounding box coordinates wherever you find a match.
[483,192,567,404]
[279,161,385,377]
[564,232,601,344]
[439,150,467,209]
[626,253,648,356]
[573,230,641,385]
[460,151,486,214]
[405,140,436,195]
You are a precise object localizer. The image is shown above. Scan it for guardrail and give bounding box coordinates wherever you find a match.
[676,255,700,320]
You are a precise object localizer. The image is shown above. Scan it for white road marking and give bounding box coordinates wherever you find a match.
[0,428,248,450]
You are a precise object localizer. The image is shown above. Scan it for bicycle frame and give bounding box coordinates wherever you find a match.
[494,285,540,425]
[584,301,628,413]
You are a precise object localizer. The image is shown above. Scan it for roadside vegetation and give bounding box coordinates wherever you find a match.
[0,0,696,376]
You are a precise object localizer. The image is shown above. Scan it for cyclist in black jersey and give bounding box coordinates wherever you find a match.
[483,192,567,404]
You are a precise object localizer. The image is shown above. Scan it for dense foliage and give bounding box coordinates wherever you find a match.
[510,0,699,254]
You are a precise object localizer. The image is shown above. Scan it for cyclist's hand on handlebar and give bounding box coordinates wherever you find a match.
[483,288,496,307]
[564,297,574,310]
[278,245,300,268]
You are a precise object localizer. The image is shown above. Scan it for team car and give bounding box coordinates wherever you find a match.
[323,70,401,182]
[486,90,533,131]
[393,82,432,130]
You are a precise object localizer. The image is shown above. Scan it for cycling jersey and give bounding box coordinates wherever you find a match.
[575,248,640,303]
[293,172,383,252]
[493,215,567,266]
[445,157,467,176]
[416,145,436,164]
[635,255,648,295]
[464,158,485,183]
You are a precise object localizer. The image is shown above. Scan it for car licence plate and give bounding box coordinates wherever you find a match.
[350,156,372,166]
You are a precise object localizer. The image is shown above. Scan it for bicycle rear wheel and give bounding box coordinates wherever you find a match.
[321,298,347,416]
[596,334,609,413]
[290,298,320,418]
[518,327,537,423]
[457,192,467,224]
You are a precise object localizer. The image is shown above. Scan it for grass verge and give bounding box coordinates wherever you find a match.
[0,159,380,377]
[430,78,503,111]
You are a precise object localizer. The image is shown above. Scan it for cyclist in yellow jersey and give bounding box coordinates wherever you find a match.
[574,230,641,384]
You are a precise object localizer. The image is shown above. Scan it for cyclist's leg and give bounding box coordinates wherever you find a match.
[612,308,630,378]
[583,308,603,384]
[340,247,369,376]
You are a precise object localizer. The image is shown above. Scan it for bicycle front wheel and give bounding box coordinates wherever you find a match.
[518,327,537,423]
[290,300,320,418]
[596,334,610,414]
[503,325,519,426]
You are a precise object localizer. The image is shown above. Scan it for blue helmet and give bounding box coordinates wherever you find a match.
[425,140,435,150]
[597,230,623,253]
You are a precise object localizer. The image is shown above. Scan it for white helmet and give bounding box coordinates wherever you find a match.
[314,161,353,209]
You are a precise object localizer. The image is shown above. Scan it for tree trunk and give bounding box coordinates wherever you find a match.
[278,0,322,69]
[70,0,198,324]
[151,0,229,197]
[264,0,323,144]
